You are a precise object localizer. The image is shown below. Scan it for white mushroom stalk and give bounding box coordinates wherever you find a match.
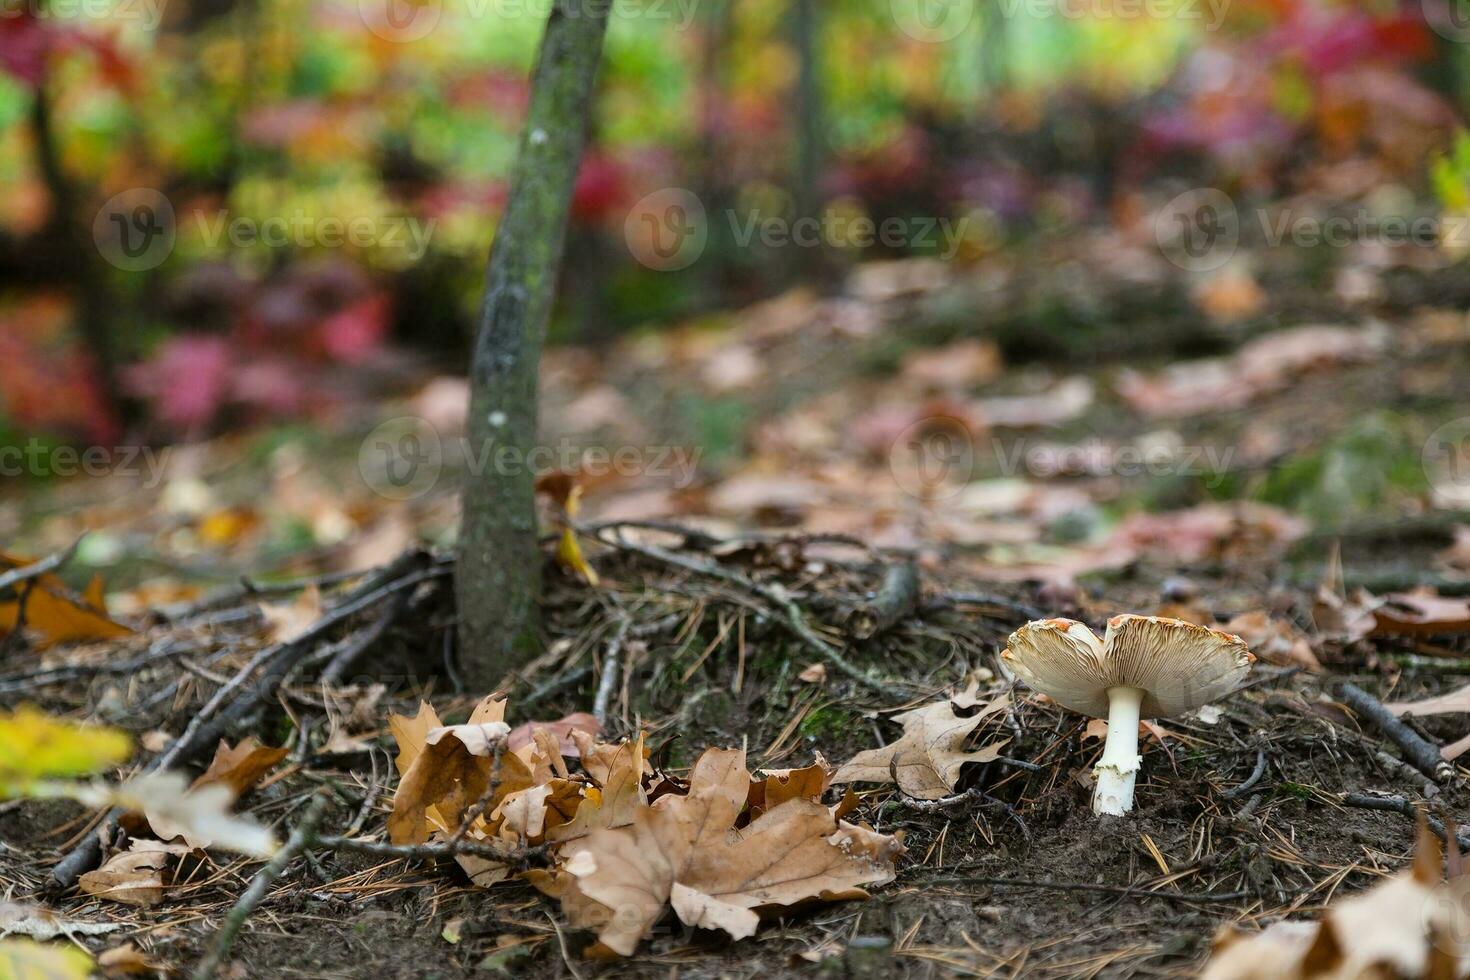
[1094,686,1144,816]
[1001,615,1254,818]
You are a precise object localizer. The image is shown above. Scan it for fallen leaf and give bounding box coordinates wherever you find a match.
[506,713,601,758]
[0,705,131,794]
[388,696,511,844]
[832,694,1011,800]
[0,902,123,940]
[78,839,191,907]
[257,585,322,644]
[1370,589,1470,636]
[97,943,165,977]
[102,772,278,857]
[191,737,289,799]
[0,938,93,979]
[797,663,827,684]
[0,553,132,649]
[1222,611,1322,671]
[556,747,903,956]
[536,473,599,586]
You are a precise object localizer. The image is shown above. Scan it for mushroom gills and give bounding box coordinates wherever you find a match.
[1093,686,1144,816]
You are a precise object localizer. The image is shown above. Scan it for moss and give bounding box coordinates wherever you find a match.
[800,705,855,739]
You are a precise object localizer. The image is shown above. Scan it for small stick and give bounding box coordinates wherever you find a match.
[850,564,921,640]
[926,591,1046,623]
[1336,682,1453,783]
[592,615,631,727]
[0,537,83,593]
[314,835,544,865]
[192,789,332,980]
[1222,748,1268,800]
[1339,792,1470,850]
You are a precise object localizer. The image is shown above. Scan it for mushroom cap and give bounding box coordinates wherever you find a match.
[1002,614,1254,718]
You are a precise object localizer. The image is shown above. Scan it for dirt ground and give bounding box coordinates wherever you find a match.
[4,259,1470,978]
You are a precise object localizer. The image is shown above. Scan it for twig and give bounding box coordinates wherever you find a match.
[596,531,888,693]
[592,614,631,727]
[1223,748,1268,799]
[49,554,442,893]
[320,582,416,686]
[850,563,921,640]
[520,664,594,710]
[1338,793,1470,850]
[192,789,332,980]
[0,537,82,594]
[1335,682,1453,783]
[314,834,545,865]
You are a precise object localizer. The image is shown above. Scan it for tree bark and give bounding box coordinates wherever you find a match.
[456,1,611,689]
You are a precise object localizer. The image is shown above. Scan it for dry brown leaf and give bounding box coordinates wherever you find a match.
[78,840,191,907]
[1386,682,1470,719]
[506,712,601,758]
[1370,590,1470,636]
[831,693,1011,800]
[257,585,322,644]
[1222,611,1322,672]
[1201,819,1470,979]
[0,553,132,649]
[547,735,647,844]
[747,757,831,820]
[190,737,289,800]
[388,714,511,844]
[98,943,165,977]
[900,339,1002,391]
[557,747,902,956]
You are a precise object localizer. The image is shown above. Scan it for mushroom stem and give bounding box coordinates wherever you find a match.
[1094,686,1144,816]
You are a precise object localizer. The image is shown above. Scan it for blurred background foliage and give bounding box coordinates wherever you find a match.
[0,0,1464,446]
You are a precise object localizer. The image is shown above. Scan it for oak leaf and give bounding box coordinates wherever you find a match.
[832,694,1011,799]
[190,737,289,799]
[557,747,902,956]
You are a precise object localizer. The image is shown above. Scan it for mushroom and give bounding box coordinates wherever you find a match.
[1002,615,1254,816]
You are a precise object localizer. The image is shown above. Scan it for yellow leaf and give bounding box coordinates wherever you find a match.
[0,938,94,979]
[0,706,131,794]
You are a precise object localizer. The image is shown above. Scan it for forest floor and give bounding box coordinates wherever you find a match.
[4,236,1470,978]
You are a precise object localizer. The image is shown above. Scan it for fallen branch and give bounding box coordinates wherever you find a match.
[193,789,332,980]
[849,564,920,640]
[48,552,442,893]
[0,537,82,594]
[1222,748,1268,800]
[1335,682,1453,783]
[592,614,631,727]
[1338,793,1470,850]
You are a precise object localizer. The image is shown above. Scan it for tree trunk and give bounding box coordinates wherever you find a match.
[791,0,823,279]
[456,1,611,689]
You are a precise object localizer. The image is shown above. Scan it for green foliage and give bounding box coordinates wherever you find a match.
[0,705,131,797]
[1253,413,1426,527]
[1432,129,1470,214]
